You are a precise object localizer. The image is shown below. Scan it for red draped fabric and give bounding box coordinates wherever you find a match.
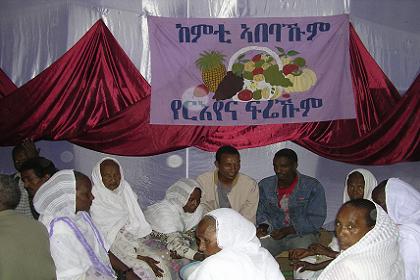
[0,20,148,141]
[0,68,17,98]
[0,20,418,164]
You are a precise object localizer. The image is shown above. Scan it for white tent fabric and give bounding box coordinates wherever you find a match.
[1,0,420,91]
[0,0,419,225]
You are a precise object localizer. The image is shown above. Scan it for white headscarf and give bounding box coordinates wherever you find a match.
[144,178,204,234]
[386,178,420,226]
[318,203,404,280]
[33,169,114,279]
[385,178,420,280]
[90,157,152,250]
[188,208,285,280]
[343,168,377,203]
[34,169,77,225]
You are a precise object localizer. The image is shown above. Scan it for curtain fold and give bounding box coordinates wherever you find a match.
[0,20,418,164]
[0,68,17,97]
[0,20,149,141]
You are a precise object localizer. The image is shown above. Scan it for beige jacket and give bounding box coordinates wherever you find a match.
[196,170,259,224]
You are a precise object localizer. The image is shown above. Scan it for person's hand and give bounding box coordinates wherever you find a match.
[270,226,295,240]
[170,250,182,259]
[291,261,320,272]
[125,269,142,280]
[137,255,164,278]
[308,243,338,258]
[270,228,288,240]
[21,138,39,158]
[288,248,314,260]
[193,252,205,261]
[256,224,269,238]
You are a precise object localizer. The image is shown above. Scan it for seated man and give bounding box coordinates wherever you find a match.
[196,145,258,224]
[20,156,58,219]
[11,139,40,218]
[318,199,404,279]
[372,178,420,280]
[0,175,56,279]
[187,208,285,280]
[256,148,327,256]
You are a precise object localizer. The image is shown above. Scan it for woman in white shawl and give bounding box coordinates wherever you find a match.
[342,168,377,203]
[144,178,205,264]
[372,178,420,280]
[291,168,378,279]
[90,157,170,280]
[33,169,115,280]
[187,208,285,280]
[318,199,404,280]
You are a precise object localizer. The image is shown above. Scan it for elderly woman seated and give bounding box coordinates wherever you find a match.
[33,169,115,280]
[289,168,378,278]
[90,158,171,279]
[144,178,205,278]
[317,199,404,280]
[184,208,285,280]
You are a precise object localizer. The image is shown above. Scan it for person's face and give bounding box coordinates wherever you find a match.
[335,205,373,251]
[274,156,297,183]
[215,153,240,182]
[372,188,387,212]
[196,218,221,257]
[75,177,94,213]
[100,160,121,191]
[183,188,201,213]
[13,150,29,172]
[347,172,365,200]
[21,169,50,197]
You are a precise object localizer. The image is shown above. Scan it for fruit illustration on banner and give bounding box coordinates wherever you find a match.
[284,68,317,93]
[194,47,317,102]
[195,50,227,93]
[277,48,318,94]
[193,84,209,97]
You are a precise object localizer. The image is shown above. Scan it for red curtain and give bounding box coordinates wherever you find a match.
[0,20,148,141]
[0,20,418,164]
[0,68,17,98]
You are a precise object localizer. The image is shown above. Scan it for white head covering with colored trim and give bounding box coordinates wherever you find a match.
[33,169,77,225]
[33,169,114,279]
[144,178,204,234]
[90,157,152,250]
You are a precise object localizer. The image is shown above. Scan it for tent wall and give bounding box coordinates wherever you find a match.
[2,0,420,90]
[1,0,419,223]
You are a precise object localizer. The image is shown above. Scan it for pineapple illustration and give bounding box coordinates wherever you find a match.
[195,50,227,93]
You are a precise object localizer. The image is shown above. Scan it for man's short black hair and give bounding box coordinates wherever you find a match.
[274,148,298,163]
[342,198,377,227]
[12,143,26,159]
[215,145,239,162]
[0,175,21,210]
[20,157,58,178]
